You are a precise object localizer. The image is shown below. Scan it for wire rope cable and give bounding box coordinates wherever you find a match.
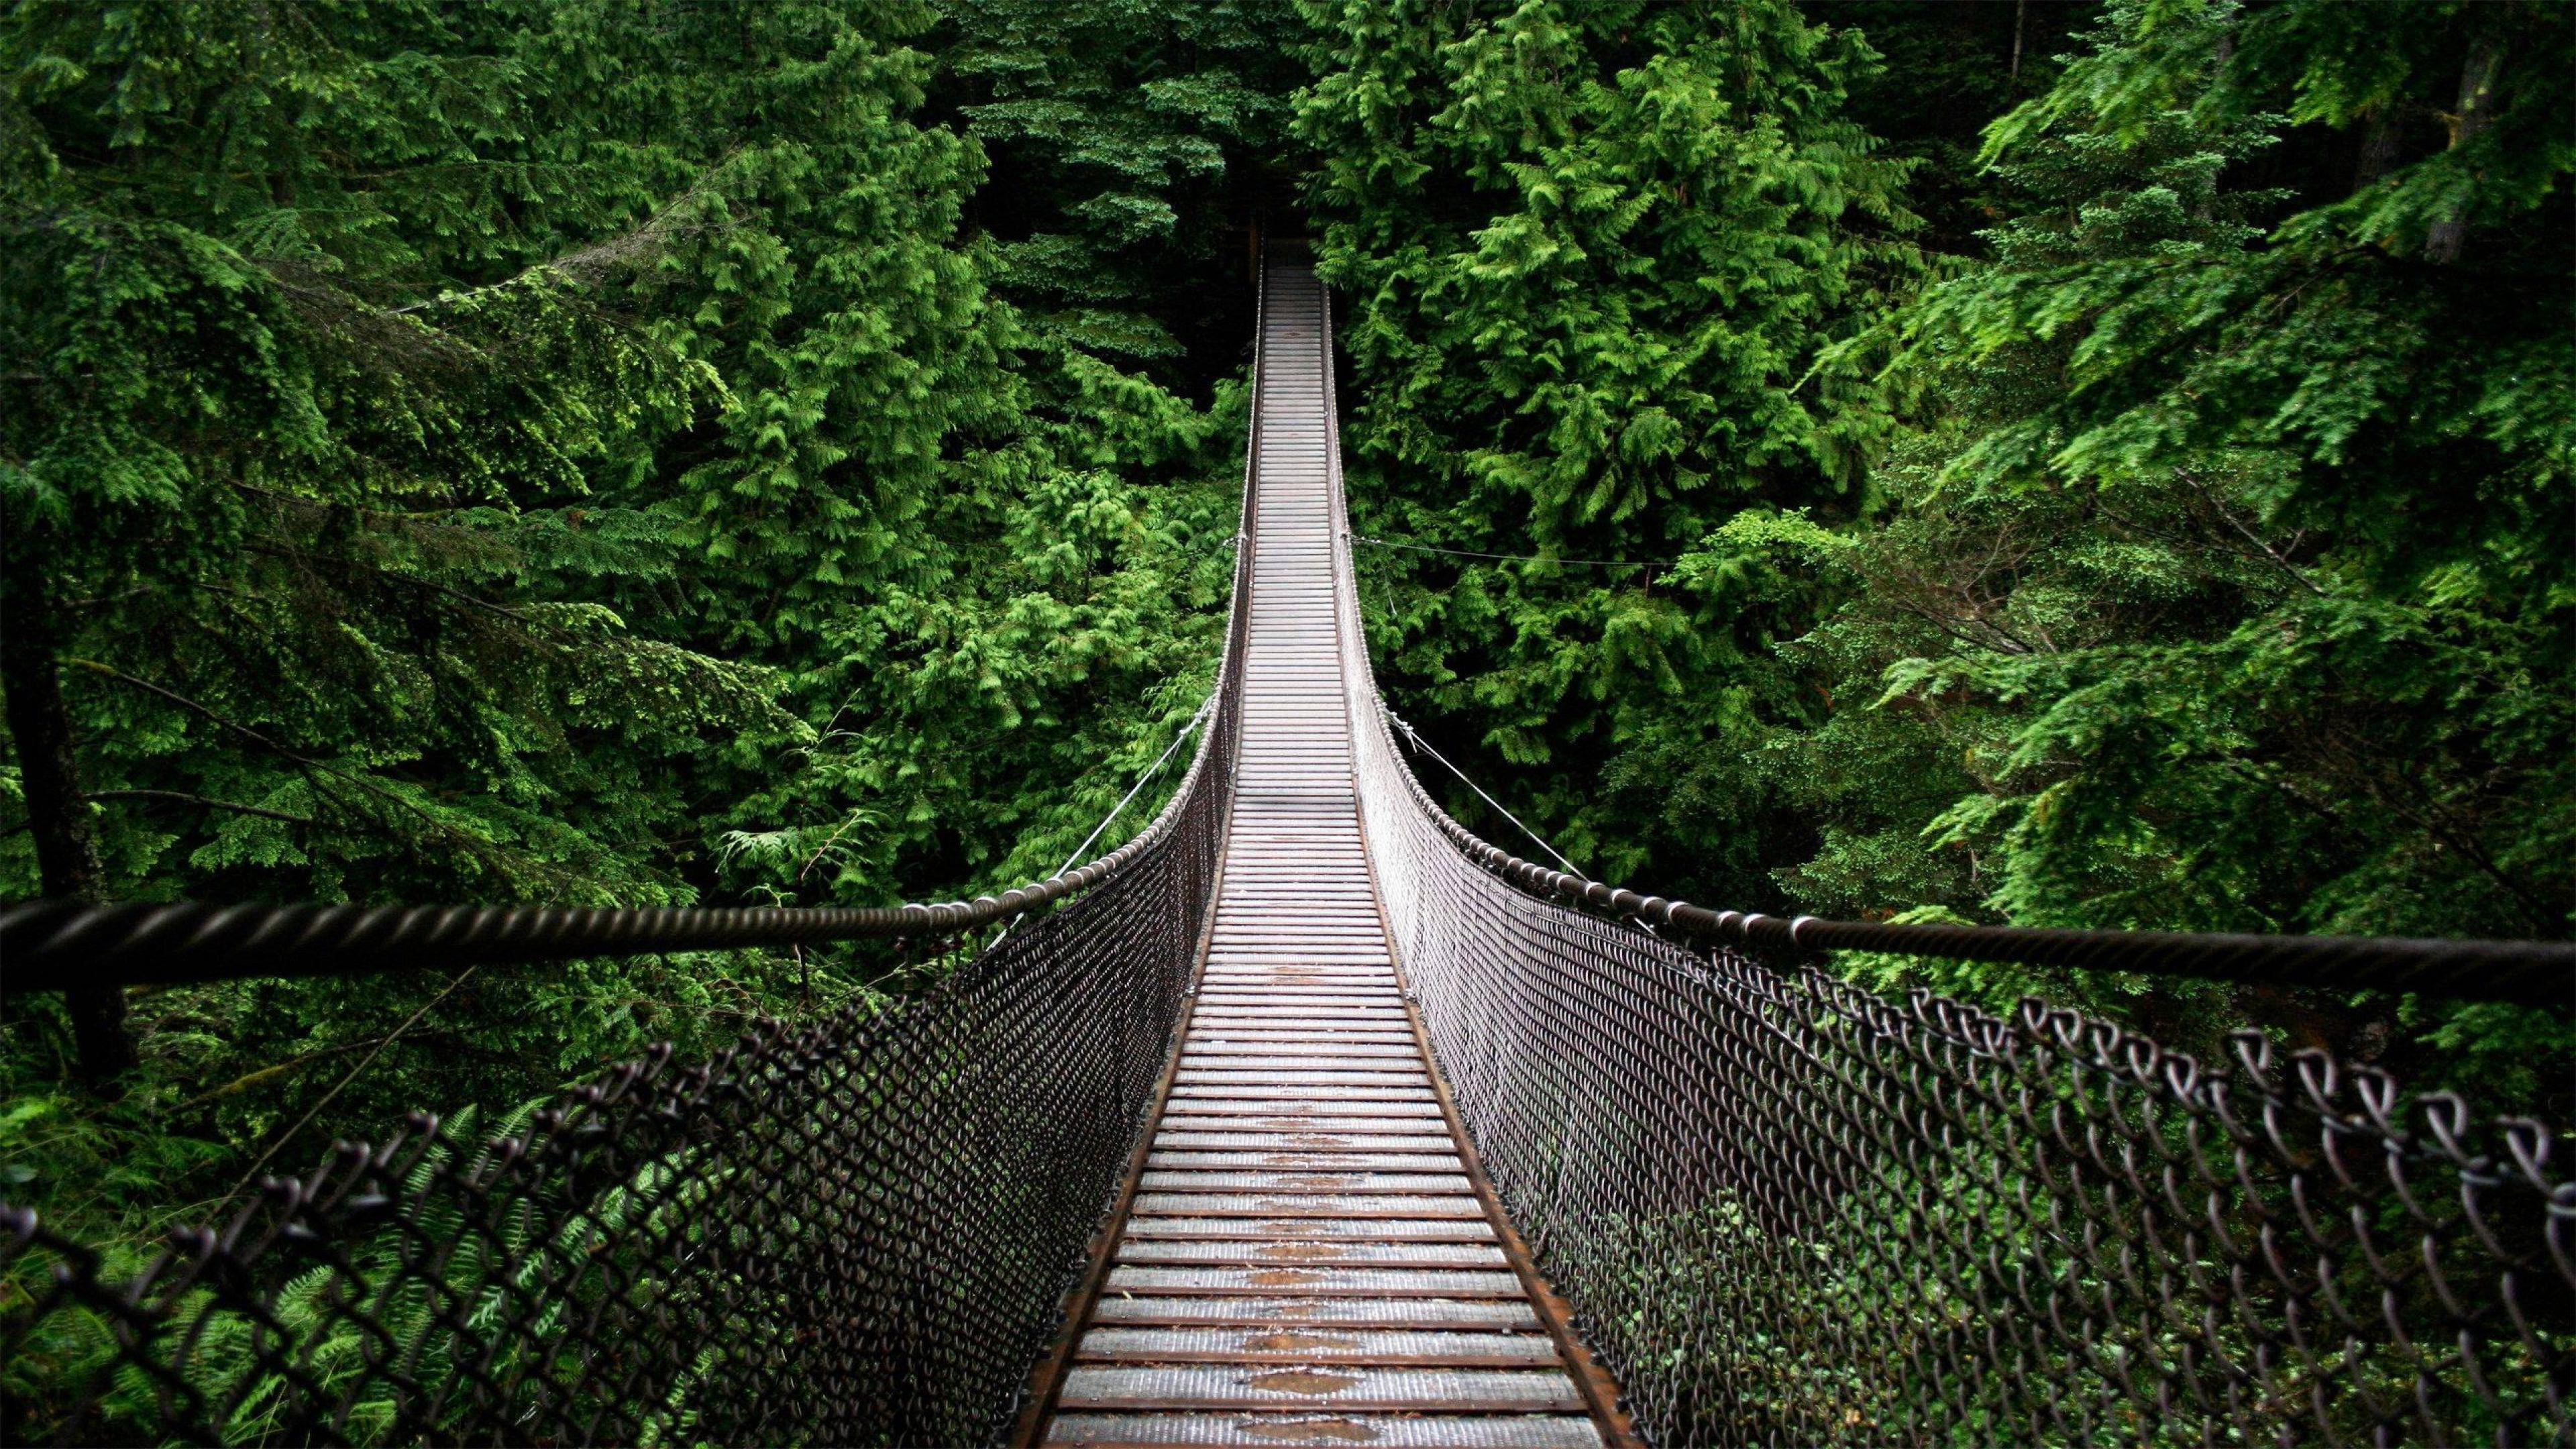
[1381,698,1587,879]
[1056,694,1217,876]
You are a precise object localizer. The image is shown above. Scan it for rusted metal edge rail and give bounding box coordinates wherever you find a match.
[1375,707,2573,1009]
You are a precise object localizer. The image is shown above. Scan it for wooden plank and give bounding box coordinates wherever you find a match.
[1048,1413,1601,1447]
[1055,1366,1583,1413]
[1075,1327,1558,1367]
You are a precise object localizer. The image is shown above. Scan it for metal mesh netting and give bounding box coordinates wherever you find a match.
[1350,698,2575,1446]
[3,744,1230,1446]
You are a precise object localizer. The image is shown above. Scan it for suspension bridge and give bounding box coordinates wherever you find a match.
[3,252,2570,1447]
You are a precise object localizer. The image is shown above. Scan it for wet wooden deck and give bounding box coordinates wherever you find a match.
[1033,261,1623,1449]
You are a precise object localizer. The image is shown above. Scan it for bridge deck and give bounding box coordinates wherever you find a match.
[1039,264,1613,1447]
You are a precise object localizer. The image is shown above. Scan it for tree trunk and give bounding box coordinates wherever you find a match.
[0,555,138,1089]
[2351,103,2402,193]
[2426,27,2505,264]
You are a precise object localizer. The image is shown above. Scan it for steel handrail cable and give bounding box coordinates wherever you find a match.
[1340,565,2569,1004]
[1327,406,2572,1004]
[1362,711,2572,1006]
[1340,559,2567,1001]
[0,770,1224,994]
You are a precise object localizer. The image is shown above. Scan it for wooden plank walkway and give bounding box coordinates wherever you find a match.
[1038,262,1620,1448]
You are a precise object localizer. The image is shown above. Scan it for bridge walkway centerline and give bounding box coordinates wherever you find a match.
[1032,259,1628,1448]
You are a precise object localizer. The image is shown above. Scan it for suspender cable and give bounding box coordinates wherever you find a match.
[1381,699,1587,880]
[1057,694,1217,876]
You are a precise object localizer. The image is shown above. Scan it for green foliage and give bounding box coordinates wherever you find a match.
[1731,0,2574,1089]
[1831,1,2102,258]
[1305,0,2569,1092]
[933,0,1305,383]
[1,0,1242,1256]
[1297,0,1914,897]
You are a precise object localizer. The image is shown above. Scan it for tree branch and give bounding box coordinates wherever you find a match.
[215,969,479,1208]
[60,658,568,883]
[87,789,316,826]
[170,1038,380,1111]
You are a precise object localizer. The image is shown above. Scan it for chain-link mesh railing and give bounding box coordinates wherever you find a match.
[5,769,1243,1445]
[12,256,2573,1449]
[0,290,1269,1449]
[10,830,1224,1445]
[1358,771,2573,1444]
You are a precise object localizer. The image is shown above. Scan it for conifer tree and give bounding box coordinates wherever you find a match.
[5,0,773,1084]
[934,0,1303,387]
[1295,0,1911,894]
[1707,0,2573,1090]
[0,0,1244,1226]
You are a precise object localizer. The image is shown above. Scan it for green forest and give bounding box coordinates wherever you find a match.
[4,0,2570,1261]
